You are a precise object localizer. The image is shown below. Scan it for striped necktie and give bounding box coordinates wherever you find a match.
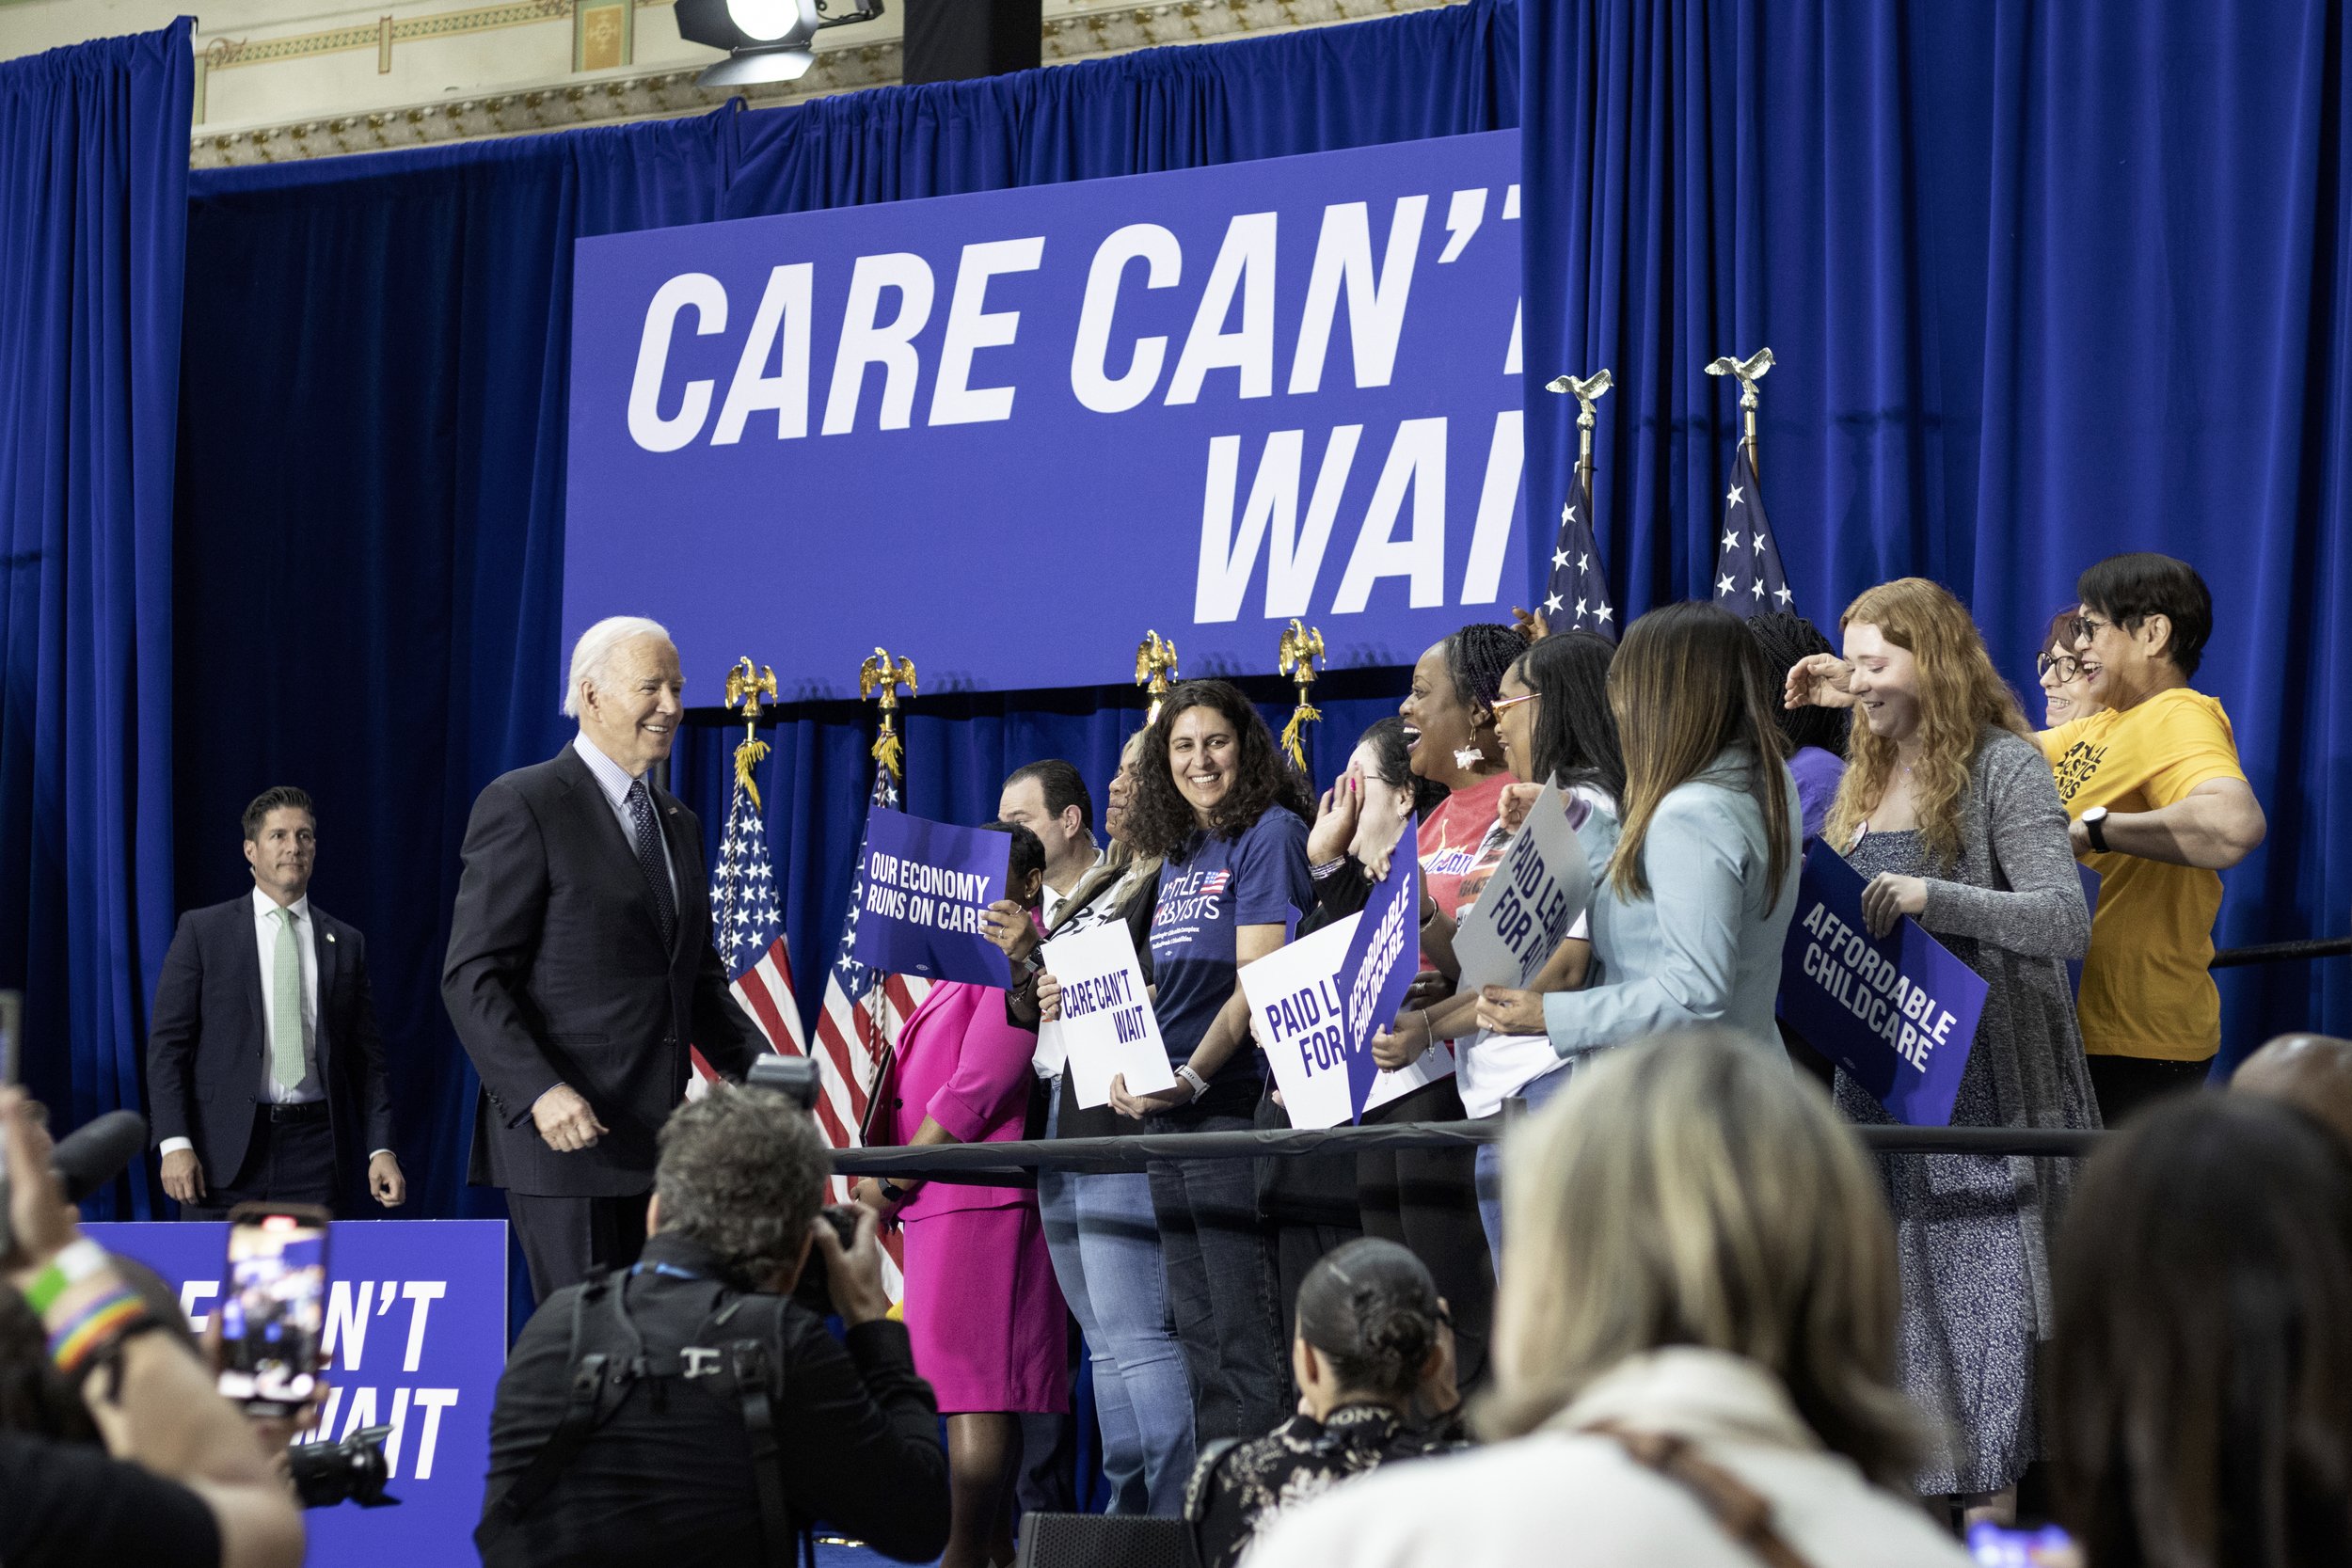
[628,779,678,948]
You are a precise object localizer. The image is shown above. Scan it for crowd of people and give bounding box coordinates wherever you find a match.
[4,549,2346,1568]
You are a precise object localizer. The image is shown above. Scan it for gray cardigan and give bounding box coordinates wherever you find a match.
[1871,725,2102,1328]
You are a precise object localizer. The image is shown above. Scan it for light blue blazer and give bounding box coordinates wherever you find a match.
[1543,748,1804,1058]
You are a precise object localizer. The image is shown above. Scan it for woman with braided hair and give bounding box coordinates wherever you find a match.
[1346,622,1524,1393]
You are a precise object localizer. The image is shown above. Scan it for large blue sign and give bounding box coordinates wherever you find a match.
[1776,844,1991,1127]
[1339,827,1421,1119]
[89,1219,509,1568]
[566,131,1527,696]
[849,807,1015,987]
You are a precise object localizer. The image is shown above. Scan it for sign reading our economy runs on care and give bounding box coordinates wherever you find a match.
[1776,843,1991,1127]
[563,130,1528,695]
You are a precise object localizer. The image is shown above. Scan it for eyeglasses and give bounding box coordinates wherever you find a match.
[1489,690,1540,715]
[2036,653,2082,684]
[2069,612,2113,647]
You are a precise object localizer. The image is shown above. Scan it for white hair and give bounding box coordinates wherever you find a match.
[564,615,673,719]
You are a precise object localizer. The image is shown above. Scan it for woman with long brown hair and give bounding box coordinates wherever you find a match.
[1473,601,1802,1058]
[1784,576,2096,1521]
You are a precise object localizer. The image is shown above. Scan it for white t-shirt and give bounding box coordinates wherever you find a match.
[1454,785,1613,1119]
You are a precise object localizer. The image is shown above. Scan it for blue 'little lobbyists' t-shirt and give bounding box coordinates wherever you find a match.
[1150,806,1312,1086]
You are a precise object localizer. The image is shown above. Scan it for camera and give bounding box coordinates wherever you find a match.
[745,1053,821,1112]
[288,1423,401,1510]
[793,1205,861,1318]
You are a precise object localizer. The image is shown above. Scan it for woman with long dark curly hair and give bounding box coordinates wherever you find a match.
[1057,678,1312,1446]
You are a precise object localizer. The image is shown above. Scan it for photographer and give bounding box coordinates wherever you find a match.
[478,1085,950,1566]
[0,1086,305,1568]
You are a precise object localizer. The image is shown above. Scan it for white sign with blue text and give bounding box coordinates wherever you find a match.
[1041,918,1176,1108]
[1242,915,1365,1130]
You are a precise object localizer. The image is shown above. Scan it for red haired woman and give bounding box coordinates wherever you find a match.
[1785,577,2097,1523]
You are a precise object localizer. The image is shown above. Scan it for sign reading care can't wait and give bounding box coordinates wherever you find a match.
[564,130,1527,694]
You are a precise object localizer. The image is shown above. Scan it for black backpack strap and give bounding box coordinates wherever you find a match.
[476,1270,627,1550]
[728,1332,796,1568]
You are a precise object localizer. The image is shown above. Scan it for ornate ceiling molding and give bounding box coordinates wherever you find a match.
[191,0,1450,168]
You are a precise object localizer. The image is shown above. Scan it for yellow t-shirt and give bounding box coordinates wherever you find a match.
[2040,689,2246,1062]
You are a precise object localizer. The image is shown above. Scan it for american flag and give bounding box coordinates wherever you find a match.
[1542,467,1616,640]
[810,763,932,1200]
[707,764,805,1073]
[1712,440,1793,618]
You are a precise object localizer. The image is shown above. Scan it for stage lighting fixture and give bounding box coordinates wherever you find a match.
[674,0,884,88]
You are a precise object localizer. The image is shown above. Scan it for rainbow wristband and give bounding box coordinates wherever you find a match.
[48,1287,151,1378]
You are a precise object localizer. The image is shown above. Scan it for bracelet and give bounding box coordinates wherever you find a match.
[1309,858,1345,883]
[1176,1064,1211,1101]
[24,1239,110,1315]
[48,1286,153,1380]
[1421,1011,1437,1050]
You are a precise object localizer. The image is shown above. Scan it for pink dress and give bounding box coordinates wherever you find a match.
[880,980,1069,1415]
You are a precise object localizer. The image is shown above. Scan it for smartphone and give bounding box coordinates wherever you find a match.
[216,1202,332,1418]
[1966,1520,2074,1567]
[0,990,20,1259]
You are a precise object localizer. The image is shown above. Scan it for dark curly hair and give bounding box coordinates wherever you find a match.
[1744,611,1850,761]
[1125,680,1313,860]
[654,1088,832,1286]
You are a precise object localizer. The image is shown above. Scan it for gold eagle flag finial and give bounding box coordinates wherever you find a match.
[723,657,779,809]
[858,647,917,782]
[1134,631,1180,725]
[1277,621,1326,775]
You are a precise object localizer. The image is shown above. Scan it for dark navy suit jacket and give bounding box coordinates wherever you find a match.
[441,745,763,1197]
[146,895,397,1206]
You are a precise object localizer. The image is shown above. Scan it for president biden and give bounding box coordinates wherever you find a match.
[443,616,765,1298]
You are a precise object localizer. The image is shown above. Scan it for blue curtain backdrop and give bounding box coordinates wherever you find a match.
[1518,0,2352,1063]
[0,20,191,1211]
[172,0,1520,1224]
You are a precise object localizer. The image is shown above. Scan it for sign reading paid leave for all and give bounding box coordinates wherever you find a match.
[1776,842,1990,1127]
[1041,920,1177,1108]
[1452,785,1593,992]
[849,808,1014,988]
[1241,915,1363,1130]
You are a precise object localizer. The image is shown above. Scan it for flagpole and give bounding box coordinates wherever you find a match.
[1277,619,1324,774]
[1134,630,1178,724]
[856,647,917,1120]
[1545,368,1615,487]
[723,656,777,810]
[1704,347,1774,478]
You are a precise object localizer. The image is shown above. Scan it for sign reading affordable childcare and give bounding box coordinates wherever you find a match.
[848,808,1014,987]
[87,1218,508,1568]
[1776,843,1990,1127]
[564,130,1528,695]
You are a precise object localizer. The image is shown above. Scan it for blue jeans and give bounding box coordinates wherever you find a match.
[1144,1108,1287,1446]
[1040,1082,1196,1514]
[1474,1061,1574,1277]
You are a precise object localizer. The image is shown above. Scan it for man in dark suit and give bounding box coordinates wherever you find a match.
[443,616,766,1300]
[149,786,405,1218]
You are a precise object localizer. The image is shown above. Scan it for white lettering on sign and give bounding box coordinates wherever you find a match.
[1070,223,1182,413]
[1288,196,1426,395]
[712,262,815,444]
[930,236,1046,426]
[626,272,727,451]
[1166,211,1278,405]
[821,251,935,435]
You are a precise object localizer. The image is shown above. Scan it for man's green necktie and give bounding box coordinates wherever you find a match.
[270,905,306,1089]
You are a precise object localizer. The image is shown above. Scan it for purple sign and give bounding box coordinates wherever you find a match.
[564,131,1528,696]
[849,808,1015,987]
[1776,842,1990,1127]
[87,1219,509,1568]
[1338,823,1421,1118]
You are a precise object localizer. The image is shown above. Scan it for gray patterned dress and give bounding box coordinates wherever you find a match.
[1831,727,2100,1497]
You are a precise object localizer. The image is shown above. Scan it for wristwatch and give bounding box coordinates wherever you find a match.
[2080,806,2110,854]
[1175,1065,1212,1102]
